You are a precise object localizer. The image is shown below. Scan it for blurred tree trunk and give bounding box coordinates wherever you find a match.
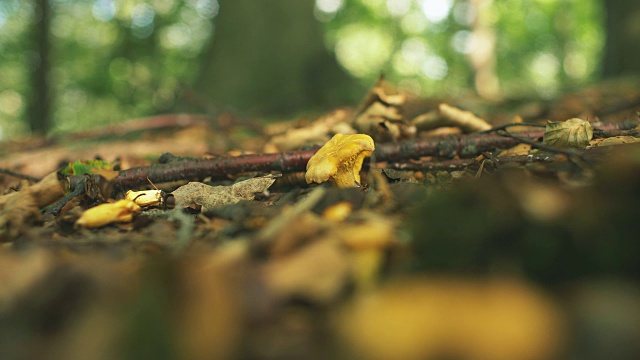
[468,0,499,100]
[602,0,640,77]
[193,0,360,116]
[27,0,52,134]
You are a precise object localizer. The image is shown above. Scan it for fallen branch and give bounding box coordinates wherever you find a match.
[0,168,41,182]
[384,152,592,172]
[113,121,635,189]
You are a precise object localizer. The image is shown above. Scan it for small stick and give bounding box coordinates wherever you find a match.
[0,168,40,182]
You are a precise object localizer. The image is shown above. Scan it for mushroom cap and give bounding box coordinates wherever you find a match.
[305,133,375,188]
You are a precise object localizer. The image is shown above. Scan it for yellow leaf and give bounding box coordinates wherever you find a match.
[76,199,141,228]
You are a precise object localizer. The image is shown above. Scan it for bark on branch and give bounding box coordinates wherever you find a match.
[114,122,634,189]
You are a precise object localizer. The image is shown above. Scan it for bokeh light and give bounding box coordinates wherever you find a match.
[0,0,606,139]
[418,0,453,23]
[323,0,603,98]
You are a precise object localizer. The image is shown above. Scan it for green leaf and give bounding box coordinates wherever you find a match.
[60,160,112,176]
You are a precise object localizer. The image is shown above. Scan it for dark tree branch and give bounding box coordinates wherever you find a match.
[114,121,633,189]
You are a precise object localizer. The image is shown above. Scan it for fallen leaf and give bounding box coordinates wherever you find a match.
[60,159,113,176]
[264,109,355,152]
[543,118,593,148]
[498,143,532,156]
[76,199,142,228]
[412,104,492,133]
[262,238,350,304]
[0,172,65,240]
[336,277,565,360]
[172,176,276,212]
[589,135,640,147]
[353,77,414,142]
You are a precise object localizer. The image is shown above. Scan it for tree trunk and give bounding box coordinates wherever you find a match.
[602,0,640,77]
[27,0,52,135]
[193,0,360,116]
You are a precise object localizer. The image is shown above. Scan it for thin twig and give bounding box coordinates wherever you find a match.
[495,130,585,159]
[0,168,41,182]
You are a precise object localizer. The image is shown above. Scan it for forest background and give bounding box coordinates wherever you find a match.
[0,0,638,140]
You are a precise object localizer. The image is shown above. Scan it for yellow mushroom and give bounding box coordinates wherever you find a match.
[76,199,142,228]
[305,133,375,188]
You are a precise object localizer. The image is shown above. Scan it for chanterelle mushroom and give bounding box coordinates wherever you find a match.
[305,133,375,188]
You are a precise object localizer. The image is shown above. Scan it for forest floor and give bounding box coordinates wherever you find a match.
[1,77,640,360]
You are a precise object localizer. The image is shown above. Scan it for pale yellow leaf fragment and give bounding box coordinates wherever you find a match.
[76,199,141,228]
[412,103,492,133]
[126,189,164,207]
[589,136,640,148]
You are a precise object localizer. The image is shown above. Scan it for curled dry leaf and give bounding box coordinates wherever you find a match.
[76,199,142,228]
[305,133,375,188]
[353,77,414,142]
[171,176,276,212]
[412,103,492,133]
[0,172,66,240]
[354,102,414,142]
[263,109,355,152]
[543,118,593,148]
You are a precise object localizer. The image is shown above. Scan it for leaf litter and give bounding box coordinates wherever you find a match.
[1,78,640,359]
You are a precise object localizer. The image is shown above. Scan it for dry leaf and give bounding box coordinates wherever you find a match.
[322,201,353,222]
[0,172,65,239]
[262,238,350,304]
[354,102,415,142]
[0,249,52,311]
[353,77,414,142]
[543,118,593,148]
[412,104,492,133]
[589,136,640,148]
[498,143,533,157]
[264,109,355,152]
[337,213,398,290]
[268,211,326,257]
[76,199,142,228]
[175,242,248,360]
[125,189,174,209]
[337,277,565,360]
[172,176,276,212]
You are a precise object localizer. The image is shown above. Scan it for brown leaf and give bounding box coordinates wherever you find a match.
[353,77,415,142]
[262,238,350,304]
[264,109,355,152]
[589,135,640,148]
[172,176,276,212]
[543,118,593,148]
[0,172,65,239]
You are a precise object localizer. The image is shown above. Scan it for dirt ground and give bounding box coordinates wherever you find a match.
[1,78,640,360]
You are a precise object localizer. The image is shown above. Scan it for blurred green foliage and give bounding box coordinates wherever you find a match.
[0,0,216,138]
[319,0,603,97]
[0,0,604,140]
